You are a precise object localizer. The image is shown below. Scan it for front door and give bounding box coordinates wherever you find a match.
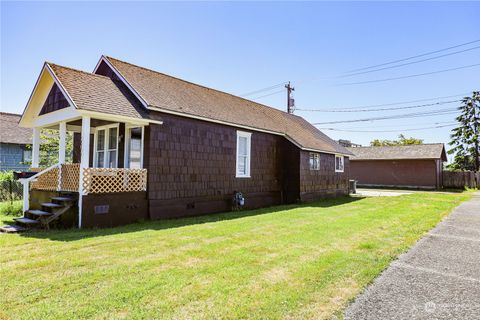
[125,126,143,169]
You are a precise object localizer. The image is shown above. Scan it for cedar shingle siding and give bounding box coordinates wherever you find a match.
[142,112,349,219]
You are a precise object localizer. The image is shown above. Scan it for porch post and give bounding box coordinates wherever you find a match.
[58,121,67,164]
[32,127,41,168]
[78,116,90,228]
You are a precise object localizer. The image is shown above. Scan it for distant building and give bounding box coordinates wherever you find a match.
[0,112,32,171]
[337,139,361,148]
[347,144,447,189]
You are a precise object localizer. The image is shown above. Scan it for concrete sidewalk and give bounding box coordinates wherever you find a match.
[345,192,480,320]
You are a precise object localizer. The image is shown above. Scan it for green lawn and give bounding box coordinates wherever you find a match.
[0,192,470,320]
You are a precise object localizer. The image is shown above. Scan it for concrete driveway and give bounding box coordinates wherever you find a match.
[345,192,480,320]
[353,188,413,197]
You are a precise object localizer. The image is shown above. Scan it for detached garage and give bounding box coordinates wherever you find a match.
[347,144,447,190]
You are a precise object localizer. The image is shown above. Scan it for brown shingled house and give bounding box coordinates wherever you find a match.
[12,55,351,229]
[347,144,447,189]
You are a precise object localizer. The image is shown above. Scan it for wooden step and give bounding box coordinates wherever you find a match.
[41,203,64,208]
[28,210,53,217]
[0,224,27,233]
[51,197,75,202]
[13,217,39,224]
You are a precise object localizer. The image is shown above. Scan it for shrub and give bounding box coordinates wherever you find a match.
[0,200,23,216]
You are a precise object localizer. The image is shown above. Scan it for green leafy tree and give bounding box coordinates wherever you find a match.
[24,129,73,167]
[370,134,423,146]
[448,91,480,172]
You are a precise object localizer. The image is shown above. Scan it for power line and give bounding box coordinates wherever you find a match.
[296,99,461,112]
[344,39,480,73]
[323,120,457,130]
[339,45,480,78]
[318,123,456,133]
[335,63,480,86]
[313,107,458,125]
[299,92,471,111]
[239,82,288,97]
[250,89,285,100]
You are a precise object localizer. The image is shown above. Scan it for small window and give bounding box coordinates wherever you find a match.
[335,155,344,172]
[309,153,320,170]
[236,131,252,178]
[22,148,32,163]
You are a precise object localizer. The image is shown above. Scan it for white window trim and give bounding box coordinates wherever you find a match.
[309,152,320,171]
[236,130,252,178]
[124,125,145,169]
[335,155,344,173]
[93,123,119,168]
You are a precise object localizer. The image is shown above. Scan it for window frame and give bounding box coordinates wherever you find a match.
[22,148,32,163]
[335,155,344,173]
[124,125,145,169]
[235,130,252,178]
[93,123,119,168]
[309,152,320,171]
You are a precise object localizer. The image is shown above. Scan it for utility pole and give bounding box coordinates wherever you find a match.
[285,81,295,114]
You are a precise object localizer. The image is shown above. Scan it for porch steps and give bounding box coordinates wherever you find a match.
[28,210,53,217]
[0,224,27,233]
[41,202,64,208]
[50,197,75,202]
[0,194,76,233]
[13,217,40,225]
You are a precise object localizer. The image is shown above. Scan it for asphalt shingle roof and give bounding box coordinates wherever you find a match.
[347,144,447,161]
[48,63,149,120]
[0,112,32,145]
[105,56,352,155]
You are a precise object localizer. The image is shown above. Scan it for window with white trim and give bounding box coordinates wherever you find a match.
[236,131,251,178]
[335,155,344,172]
[309,153,320,170]
[94,125,119,168]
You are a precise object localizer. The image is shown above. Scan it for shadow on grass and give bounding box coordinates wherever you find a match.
[17,195,364,242]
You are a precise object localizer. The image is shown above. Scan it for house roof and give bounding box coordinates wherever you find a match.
[103,56,352,155]
[0,112,32,145]
[347,144,447,161]
[47,63,150,120]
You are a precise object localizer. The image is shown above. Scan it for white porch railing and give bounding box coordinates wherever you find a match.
[81,168,147,194]
[19,164,147,212]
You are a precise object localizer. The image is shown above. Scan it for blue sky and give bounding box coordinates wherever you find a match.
[1,1,479,152]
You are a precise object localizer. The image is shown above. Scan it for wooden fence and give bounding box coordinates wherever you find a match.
[443,171,480,188]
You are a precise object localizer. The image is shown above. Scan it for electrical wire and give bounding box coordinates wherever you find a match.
[345,39,480,73]
[250,89,285,100]
[299,92,472,111]
[313,108,458,125]
[338,46,480,78]
[297,99,461,112]
[318,123,457,133]
[239,82,287,97]
[335,63,480,86]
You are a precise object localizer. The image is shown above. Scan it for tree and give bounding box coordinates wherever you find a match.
[370,134,423,146]
[24,129,73,167]
[448,91,480,172]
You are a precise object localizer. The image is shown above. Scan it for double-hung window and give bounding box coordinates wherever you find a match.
[236,131,251,178]
[309,153,320,170]
[94,125,118,168]
[335,155,344,172]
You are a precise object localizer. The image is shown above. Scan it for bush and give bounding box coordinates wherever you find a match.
[0,200,23,216]
[0,171,14,182]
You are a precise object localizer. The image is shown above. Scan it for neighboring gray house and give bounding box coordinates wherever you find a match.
[0,112,32,171]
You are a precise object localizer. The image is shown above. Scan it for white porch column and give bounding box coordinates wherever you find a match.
[32,127,41,168]
[78,116,90,228]
[58,121,67,164]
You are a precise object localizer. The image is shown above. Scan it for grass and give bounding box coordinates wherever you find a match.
[0,192,471,319]
[0,200,22,217]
